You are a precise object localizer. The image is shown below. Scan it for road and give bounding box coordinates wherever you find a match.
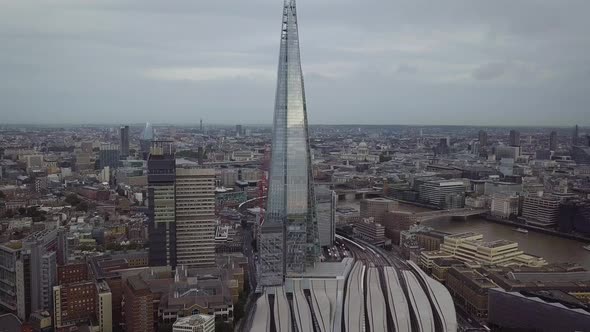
[237,215,259,332]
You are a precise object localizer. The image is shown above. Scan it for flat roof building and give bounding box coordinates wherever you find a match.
[522,195,561,226]
[354,218,386,245]
[418,179,466,209]
[433,232,547,267]
[488,288,590,332]
[172,314,215,332]
[360,197,397,224]
[446,265,498,318]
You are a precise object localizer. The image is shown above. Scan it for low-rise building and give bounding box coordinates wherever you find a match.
[381,211,418,244]
[172,314,215,332]
[360,198,397,224]
[433,232,547,267]
[445,265,498,318]
[431,258,470,283]
[53,280,112,332]
[418,179,466,209]
[490,194,520,219]
[419,251,453,272]
[522,195,561,226]
[488,288,590,332]
[353,218,386,245]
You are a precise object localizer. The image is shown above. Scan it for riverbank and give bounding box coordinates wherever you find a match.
[483,214,590,243]
[387,196,590,243]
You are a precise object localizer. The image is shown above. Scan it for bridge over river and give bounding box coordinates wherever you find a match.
[411,208,487,222]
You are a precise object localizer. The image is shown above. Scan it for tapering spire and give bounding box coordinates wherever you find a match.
[258,0,318,288]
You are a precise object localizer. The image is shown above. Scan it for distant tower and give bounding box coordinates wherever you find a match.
[573,124,579,146]
[478,130,488,146]
[139,122,155,160]
[549,131,557,151]
[119,125,130,157]
[258,0,319,287]
[200,118,203,133]
[509,130,520,147]
[99,143,120,170]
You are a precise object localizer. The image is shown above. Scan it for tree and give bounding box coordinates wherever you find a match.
[65,193,81,206]
[76,201,89,212]
[0,191,5,199]
[215,322,233,332]
[233,291,248,323]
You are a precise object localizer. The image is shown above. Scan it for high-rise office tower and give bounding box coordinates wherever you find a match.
[549,131,557,151]
[235,124,243,137]
[120,125,130,157]
[573,124,579,146]
[258,0,319,287]
[147,141,176,268]
[316,188,336,247]
[99,143,120,170]
[175,168,216,267]
[509,130,520,147]
[140,122,155,160]
[16,229,58,320]
[478,130,488,146]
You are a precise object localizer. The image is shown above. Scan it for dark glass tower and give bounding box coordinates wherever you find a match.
[147,141,176,268]
[120,125,130,157]
[258,0,319,287]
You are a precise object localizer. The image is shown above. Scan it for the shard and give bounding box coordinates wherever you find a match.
[258,0,319,287]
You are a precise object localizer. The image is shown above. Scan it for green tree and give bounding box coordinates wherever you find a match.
[76,201,89,212]
[215,322,233,332]
[65,193,81,206]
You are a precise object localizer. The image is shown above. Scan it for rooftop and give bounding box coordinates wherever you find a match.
[0,314,22,332]
[477,239,517,249]
[446,232,481,240]
[1,240,23,250]
[127,275,149,291]
[173,314,214,326]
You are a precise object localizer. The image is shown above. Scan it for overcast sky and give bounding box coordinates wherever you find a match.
[1,0,589,126]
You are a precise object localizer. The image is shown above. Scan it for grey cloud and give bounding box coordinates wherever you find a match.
[0,0,589,126]
[472,62,509,80]
[396,64,418,75]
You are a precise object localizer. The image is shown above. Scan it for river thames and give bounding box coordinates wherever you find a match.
[338,198,590,269]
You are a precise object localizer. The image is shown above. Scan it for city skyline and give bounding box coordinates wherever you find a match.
[2,1,590,331]
[2,0,590,126]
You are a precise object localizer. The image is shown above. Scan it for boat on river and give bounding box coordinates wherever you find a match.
[513,228,529,234]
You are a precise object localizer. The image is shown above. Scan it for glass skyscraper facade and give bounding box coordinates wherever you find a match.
[258,0,319,287]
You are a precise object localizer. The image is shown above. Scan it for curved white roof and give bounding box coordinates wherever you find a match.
[344,262,365,332]
[383,267,412,332]
[366,268,388,332]
[407,261,458,332]
[249,294,271,332]
[273,287,293,332]
[403,270,436,332]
